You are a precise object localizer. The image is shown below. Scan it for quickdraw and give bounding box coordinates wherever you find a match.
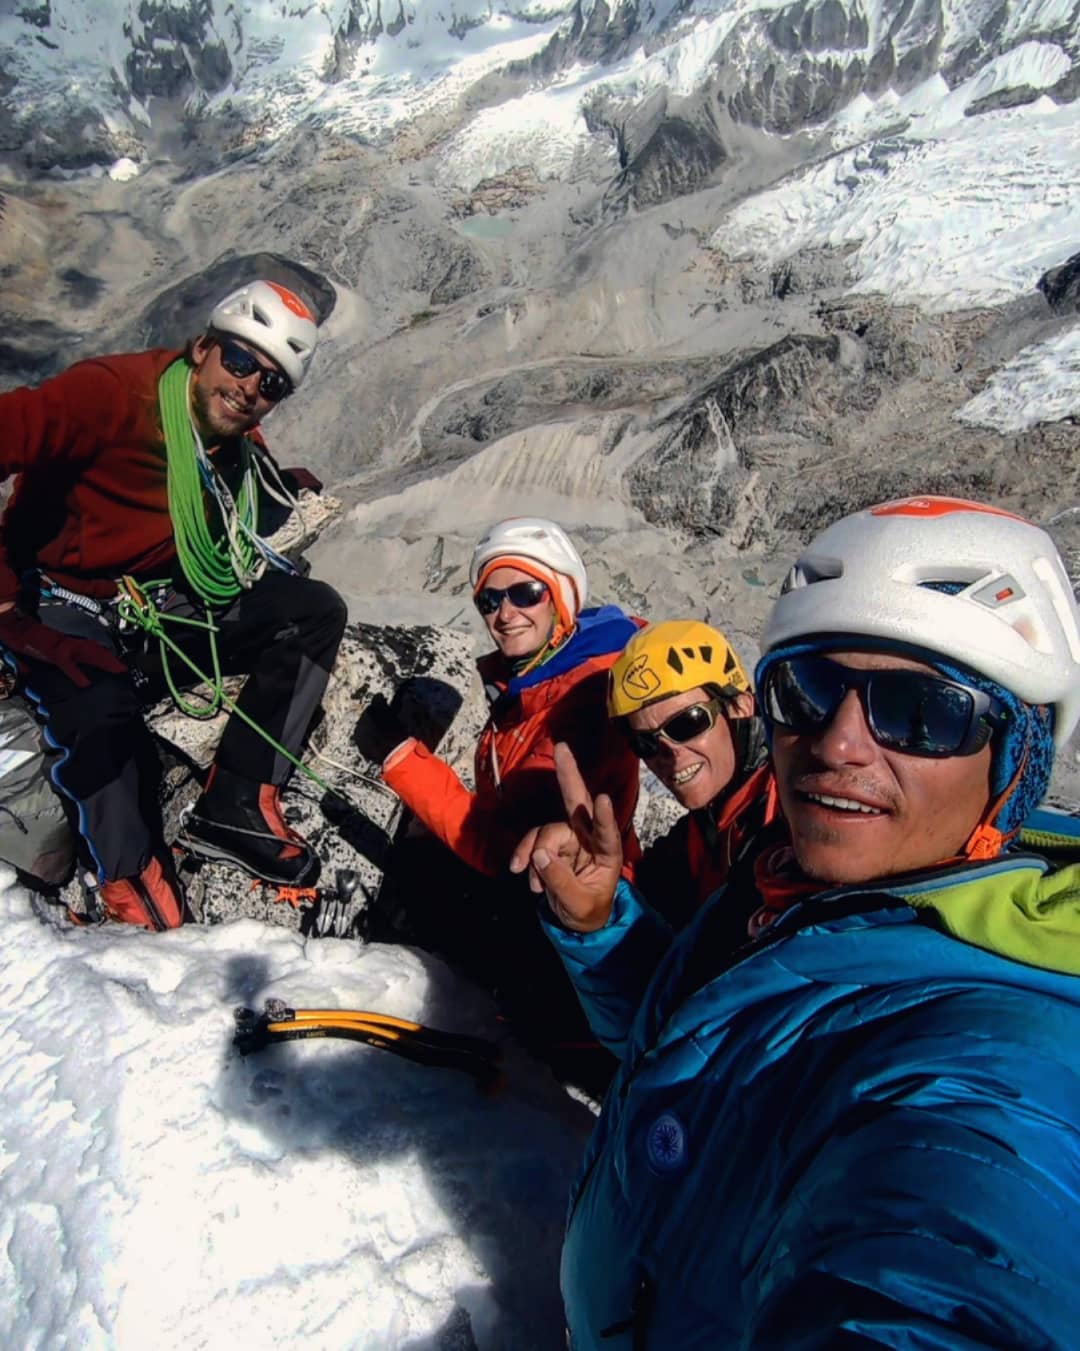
[233,999,502,1087]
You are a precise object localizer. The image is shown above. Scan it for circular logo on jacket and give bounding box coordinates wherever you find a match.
[645,1111,687,1175]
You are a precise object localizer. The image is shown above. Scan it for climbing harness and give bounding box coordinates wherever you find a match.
[159,358,302,602]
[100,362,348,800]
[233,998,502,1086]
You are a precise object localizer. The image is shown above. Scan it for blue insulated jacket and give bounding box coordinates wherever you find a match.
[544,815,1080,1349]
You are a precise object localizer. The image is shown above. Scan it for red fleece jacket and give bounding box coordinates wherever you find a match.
[0,348,277,602]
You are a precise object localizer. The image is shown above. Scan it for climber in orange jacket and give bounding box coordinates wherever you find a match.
[364,517,642,878]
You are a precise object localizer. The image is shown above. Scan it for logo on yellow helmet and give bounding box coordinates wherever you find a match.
[620,654,662,702]
[608,620,750,717]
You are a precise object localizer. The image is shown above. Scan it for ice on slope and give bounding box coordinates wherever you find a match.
[957,326,1080,432]
[434,10,743,190]
[0,1,572,148]
[712,98,1080,312]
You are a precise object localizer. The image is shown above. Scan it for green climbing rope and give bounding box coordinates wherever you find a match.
[133,364,333,797]
[159,358,258,606]
[130,364,374,810]
[115,576,341,801]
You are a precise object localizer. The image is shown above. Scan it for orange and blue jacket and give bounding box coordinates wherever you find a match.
[383,606,643,878]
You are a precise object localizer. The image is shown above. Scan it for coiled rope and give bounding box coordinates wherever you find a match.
[106,360,388,805]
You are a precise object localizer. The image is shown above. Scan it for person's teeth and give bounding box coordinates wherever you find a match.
[672,764,700,785]
[808,793,880,814]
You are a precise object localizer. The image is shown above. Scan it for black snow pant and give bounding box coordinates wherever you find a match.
[17,571,347,882]
[375,834,617,1094]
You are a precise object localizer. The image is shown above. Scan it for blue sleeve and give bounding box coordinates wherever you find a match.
[540,879,673,1059]
[744,1002,1080,1348]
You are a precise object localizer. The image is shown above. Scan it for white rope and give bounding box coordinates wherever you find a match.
[310,745,401,801]
[186,373,308,588]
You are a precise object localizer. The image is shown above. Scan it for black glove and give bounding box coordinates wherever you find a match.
[282,466,324,495]
[0,609,128,689]
[353,693,411,766]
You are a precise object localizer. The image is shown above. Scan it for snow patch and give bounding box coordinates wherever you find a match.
[0,867,592,1348]
[107,157,140,182]
[956,326,1080,432]
[715,100,1080,312]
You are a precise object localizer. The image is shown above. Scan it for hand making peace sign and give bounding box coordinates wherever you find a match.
[509,741,624,933]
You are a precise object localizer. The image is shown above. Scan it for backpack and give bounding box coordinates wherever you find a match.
[0,692,74,887]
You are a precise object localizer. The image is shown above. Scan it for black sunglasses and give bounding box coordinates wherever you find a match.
[475,579,550,616]
[761,655,1006,758]
[627,696,727,760]
[217,338,293,403]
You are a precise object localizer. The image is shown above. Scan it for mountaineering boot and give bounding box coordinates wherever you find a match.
[99,853,188,930]
[180,764,319,886]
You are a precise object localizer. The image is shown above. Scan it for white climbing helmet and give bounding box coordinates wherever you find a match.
[209,280,318,389]
[762,495,1080,746]
[470,517,589,628]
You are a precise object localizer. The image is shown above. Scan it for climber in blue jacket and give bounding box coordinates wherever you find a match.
[513,495,1080,1349]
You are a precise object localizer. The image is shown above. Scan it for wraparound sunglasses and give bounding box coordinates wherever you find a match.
[627,696,728,760]
[217,338,293,403]
[761,654,1006,758]
[474,579,550,615]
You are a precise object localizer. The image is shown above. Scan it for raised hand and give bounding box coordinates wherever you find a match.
[509,741,623,932]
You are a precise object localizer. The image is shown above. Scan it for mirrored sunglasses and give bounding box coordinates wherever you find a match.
[217,338,292,403]
[761,654,1006,758]
[475,579,550,616]
[627,696,726,760]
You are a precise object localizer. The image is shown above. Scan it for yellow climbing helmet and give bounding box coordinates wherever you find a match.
[608,619,751,717]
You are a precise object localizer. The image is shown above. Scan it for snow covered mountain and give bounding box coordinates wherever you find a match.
[3,0,1077,175]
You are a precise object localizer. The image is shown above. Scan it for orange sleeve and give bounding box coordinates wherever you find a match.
[382,739,514,878]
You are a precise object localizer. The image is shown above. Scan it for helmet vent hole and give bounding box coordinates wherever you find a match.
[919,580,967,596]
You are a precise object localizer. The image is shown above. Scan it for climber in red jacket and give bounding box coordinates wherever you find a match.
[0,279,346,927]
[356,517,642,1085]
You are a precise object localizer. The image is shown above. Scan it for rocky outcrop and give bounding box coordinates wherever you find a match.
[123,0,231,101]
[614,115,726,210]
[425,358,717,463]
[0,191,65,382]
[153,616,478,937]
[450,167,545,217]
[719,0,946,131]
[429,248,489,306]
[627,333,853,535]
[1038,252,1080,315]
[767,0,869,52]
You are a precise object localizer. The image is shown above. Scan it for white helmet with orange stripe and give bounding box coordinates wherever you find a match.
[209,280,318,389]
[470,517,588,637]
[763,496,1080,746]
